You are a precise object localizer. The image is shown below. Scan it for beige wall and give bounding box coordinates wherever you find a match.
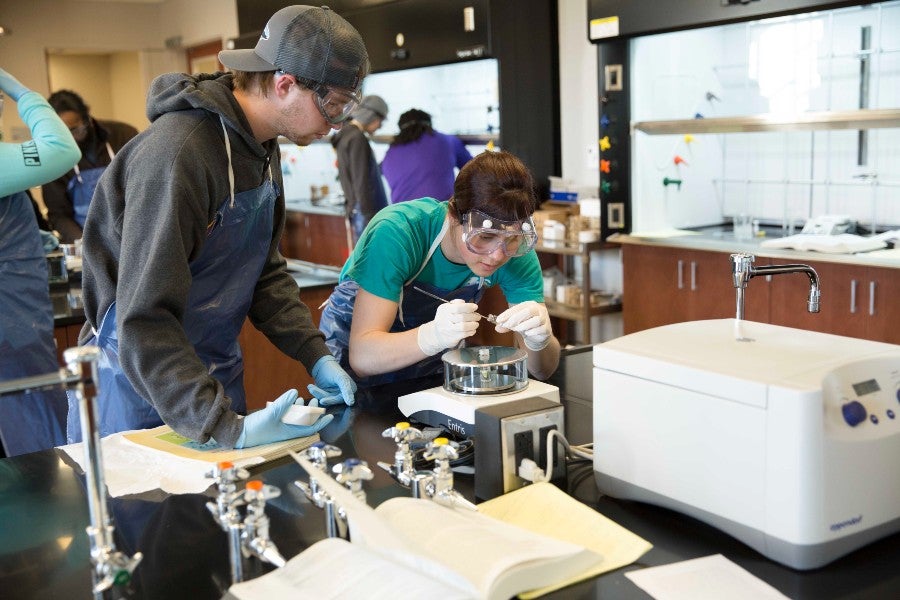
[0,0,238,140]
[110,53,147,130]
[48,54,116,121]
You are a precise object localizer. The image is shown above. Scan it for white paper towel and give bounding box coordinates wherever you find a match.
[625,554,789,600]
[59,431,263,497]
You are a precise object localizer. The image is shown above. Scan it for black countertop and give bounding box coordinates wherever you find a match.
[49,262,338,330]
[50,277,86,328]
[2,369,899,599]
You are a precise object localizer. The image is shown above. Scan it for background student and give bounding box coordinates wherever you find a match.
[0,67,81,456]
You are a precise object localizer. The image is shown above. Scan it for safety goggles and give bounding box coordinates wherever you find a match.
[461,209,538,257]
[279,71,361,125]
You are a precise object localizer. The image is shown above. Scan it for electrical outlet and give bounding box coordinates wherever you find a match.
[513,430,534,471]
[474,397,565,501]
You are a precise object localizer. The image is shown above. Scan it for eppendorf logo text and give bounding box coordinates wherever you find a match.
[830,515,862,532]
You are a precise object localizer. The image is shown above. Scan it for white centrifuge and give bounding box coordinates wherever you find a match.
[593,319,900,570]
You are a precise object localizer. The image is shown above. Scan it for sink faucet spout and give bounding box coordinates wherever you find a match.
[730,253,820,320]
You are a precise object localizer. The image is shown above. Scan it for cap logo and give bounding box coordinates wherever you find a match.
[261,24,270,41]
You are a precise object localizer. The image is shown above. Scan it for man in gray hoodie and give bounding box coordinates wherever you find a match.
[76,6,367,449]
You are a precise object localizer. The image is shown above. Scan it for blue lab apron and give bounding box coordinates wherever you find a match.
[67,118,276,442]
[320,215,485,388]
[0,191,68,455]
[67,142,114,228]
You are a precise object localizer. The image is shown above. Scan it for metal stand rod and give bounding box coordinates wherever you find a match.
[0,347,142,595]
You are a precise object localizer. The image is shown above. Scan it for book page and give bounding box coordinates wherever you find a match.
[291,454,479,596]
[230,537,474,600]
[293,454,603,600]
[373,497,601,600]
[125,425,319,464]
[477,482,653,599]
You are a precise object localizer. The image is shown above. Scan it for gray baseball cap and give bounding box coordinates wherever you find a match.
[219,5,370,92]
[352,95,388,125]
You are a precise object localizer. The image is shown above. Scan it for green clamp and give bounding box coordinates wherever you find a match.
[663,177,683,190]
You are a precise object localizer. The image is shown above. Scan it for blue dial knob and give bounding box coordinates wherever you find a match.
[842,401,867,427]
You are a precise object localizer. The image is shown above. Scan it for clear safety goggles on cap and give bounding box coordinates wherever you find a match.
[278,70,361,125]
[461,209,538,257]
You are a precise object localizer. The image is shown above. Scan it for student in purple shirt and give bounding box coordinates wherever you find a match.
[380,109,472,204]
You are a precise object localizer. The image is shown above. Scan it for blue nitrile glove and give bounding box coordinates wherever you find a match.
[307,355,357,407]
[40,230,60,253]
[235,389,334,449]
[0,68,31,102]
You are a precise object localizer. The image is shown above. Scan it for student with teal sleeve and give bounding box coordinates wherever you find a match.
[319,150,561,389]
[0,66,81,456]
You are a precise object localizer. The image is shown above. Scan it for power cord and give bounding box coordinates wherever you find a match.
[518,430,594,485]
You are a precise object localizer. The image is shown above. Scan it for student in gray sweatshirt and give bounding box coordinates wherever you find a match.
[76,5,367,448]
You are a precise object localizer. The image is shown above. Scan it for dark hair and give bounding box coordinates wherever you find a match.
[48,89,90,122]
[232,70,276,95]
[451,151,537,222]
[391,108,433,146]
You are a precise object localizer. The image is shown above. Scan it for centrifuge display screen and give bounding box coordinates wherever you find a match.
[852,379,880,396]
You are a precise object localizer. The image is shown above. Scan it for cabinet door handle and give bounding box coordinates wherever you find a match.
[869,281,876,316]
[850,279,858,314]
[677,260,684,290]
[690,261,697,291]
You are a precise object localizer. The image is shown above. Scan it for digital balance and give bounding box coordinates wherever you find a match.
[397,346,560,438]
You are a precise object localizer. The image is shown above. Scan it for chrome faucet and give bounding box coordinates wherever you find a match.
[293,442,351,539]
[730,253,820,320]
[205,463,286,584]
[377,421,424,487]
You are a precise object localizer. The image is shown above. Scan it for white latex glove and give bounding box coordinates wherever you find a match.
[494,301,552,351]
[417,299,481,356]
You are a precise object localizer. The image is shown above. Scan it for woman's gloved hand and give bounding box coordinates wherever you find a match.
[0,68,31,102]
[417,299,481,356]
[235,389,333,448]
[494,301,553,351]
[307,355,356,407]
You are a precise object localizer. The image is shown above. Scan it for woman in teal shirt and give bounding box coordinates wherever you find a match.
[319,150,560,388]
[0,67,81,455]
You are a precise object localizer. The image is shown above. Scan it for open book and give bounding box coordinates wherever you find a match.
[122,425,320,464]
[230,455,650,600]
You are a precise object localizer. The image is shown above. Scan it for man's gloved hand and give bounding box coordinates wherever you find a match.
[235,389,333,449]
[494,301,553,351]
[417,299,481,356]
[40,230,60,253]
[0,68,31,102]
[307,355,356,407]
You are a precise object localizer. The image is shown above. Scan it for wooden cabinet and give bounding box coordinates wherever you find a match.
[282,211,351,269]
[622,244,768,334]
[238,285,334,412]
[770,259,900,345]
[537,241,622,345]
[621,242,897,344]
[866,265,900,345]
[53,323,83,367]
